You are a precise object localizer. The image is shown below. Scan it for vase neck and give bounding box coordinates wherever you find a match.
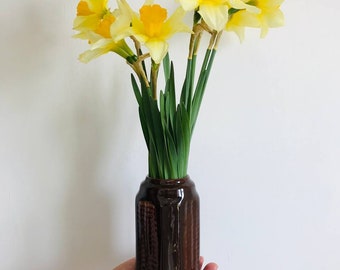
[146,175,190,186]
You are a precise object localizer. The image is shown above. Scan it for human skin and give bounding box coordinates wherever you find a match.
[113,256,218,270]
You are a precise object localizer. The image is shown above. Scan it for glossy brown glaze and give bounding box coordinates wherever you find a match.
[136,176,200,270]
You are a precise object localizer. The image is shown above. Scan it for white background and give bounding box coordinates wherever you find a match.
[1,0,340,269]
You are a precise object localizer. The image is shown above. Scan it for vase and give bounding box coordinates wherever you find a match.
[135,175,200,270]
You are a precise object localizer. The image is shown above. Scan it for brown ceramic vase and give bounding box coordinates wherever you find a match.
[135,175,200,270]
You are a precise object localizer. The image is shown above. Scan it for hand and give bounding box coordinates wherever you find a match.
[200,256,218,270]
[112,258,135,270]
[113,256,218,270]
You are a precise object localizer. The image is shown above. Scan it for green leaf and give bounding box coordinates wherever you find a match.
[167,63,176,131]
[164,127,178,177]
[131,74,142,105]
[191,49,216,133]
[173,103,190,178]
[175,105,184,175]
[159,90,166,127]
[180,103,191,176]
[163,53,171,80]
[130,50,217,179]
[138,107,149,149]
[180,60,191,107]
[149,135,161,177]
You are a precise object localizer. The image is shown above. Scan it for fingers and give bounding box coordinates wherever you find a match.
[204,262,219,270]
[113,257,218,270]
[199,256,204,268]
[112,258,136,270]
[200,256,218,270]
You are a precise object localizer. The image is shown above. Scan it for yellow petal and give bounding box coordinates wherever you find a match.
[227,0,260,13]
[265,9,284,27]
[86,0,108,14]
[257,0,284,7]
[78,38,134,62]
[145,40,169,64]
[231,10,260,28]
[73,14,99,30]
[226,25,245,42]
[162,7,191,38]
[198,4,229,31]
[111,0,137,41]
[144,0,154,5]
[79,39,114,63]
[177,0,199,11]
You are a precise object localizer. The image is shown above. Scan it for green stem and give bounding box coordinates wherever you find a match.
[151,61,160,100]
[190,31,222,133]
[191,48,217,133]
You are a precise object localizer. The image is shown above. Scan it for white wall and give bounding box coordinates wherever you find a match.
[1,1,340,269]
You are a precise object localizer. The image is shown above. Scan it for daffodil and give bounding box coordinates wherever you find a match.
[227,0,260,12]
[177,0,261,32]
[110,0,138,42]
[251,0,285,37]
[178,0,229,31]
[226,6,260,41]
[73,0,285,179]
[73,0,113,39]
[73,0,134,62]
[197,0,230,31]
[114,2,190,64]
[226,0,284,39]
[78,38,134,63]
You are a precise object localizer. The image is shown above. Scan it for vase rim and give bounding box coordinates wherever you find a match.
[146,175,190,185]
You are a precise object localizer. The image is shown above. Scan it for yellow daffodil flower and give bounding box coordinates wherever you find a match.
[78,38,134,63]
[177,0,260,32]
[136,4,190,63]
[178,0,229,31]
[73,0,134,63]
[73,0,286,180]
[73,0,113,39]
[226,0,284,40]
[227,0,260,13]
[110,0,138,42]
[198,0,229,31]
[113,1,190,64]
[251,0,285,37]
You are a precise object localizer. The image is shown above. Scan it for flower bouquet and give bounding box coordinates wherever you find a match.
[73,0,284,268]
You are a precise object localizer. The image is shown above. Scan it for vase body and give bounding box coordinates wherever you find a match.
[135,175,200,270]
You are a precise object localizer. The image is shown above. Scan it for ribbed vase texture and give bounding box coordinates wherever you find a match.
[135,176,200,270]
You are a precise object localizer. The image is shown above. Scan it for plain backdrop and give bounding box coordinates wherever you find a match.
[1,0,340,269]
